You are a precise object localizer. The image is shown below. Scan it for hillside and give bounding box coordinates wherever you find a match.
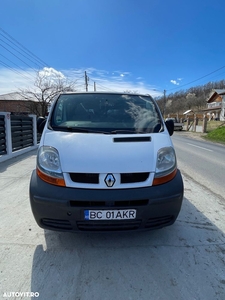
[155,79,225,116]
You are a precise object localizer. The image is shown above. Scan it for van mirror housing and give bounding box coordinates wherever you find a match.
[165,119,174,136]
[37,117,46,134]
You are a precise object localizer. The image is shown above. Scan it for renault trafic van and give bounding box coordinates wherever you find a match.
[30,92,183,232]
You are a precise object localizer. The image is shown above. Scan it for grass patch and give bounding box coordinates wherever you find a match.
[206,121,225,132]
[205,126,225,144]
[197,120,224,132]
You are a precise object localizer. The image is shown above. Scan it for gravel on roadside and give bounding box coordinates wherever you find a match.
[174,130,207,141]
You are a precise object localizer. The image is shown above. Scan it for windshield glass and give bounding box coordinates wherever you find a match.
[50,93,162,134]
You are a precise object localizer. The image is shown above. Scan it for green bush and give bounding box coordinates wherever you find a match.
[205,126,225,143]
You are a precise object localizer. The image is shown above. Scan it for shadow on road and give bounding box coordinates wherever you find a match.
[0,149,37,173]
[30,196,225,300]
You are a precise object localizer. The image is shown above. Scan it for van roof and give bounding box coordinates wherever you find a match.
[59,91,152,97]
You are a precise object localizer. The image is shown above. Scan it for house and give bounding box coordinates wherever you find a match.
[203,89,225,121]
[0,92,41,115]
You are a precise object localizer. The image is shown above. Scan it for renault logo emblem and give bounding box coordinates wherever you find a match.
[104,173,116,187]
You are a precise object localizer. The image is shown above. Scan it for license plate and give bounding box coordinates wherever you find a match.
[84,209,136,220]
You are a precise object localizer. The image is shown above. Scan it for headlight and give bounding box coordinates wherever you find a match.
[153,147,177,185]
[37,146,65,186]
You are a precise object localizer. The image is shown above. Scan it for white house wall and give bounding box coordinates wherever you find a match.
[221,96,225,121]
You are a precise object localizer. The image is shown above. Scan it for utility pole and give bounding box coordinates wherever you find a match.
[163,89,166,117]
[85,71,88,92]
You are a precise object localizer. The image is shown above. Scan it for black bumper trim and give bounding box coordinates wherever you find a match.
[30,169,184,232]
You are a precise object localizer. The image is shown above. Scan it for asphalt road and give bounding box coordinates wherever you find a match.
[0,142,225,300]
[172,132,225,200]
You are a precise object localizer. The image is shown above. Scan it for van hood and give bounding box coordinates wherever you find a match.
[42,130,172,173]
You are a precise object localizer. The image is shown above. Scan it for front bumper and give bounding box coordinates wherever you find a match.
[29,170,184,232]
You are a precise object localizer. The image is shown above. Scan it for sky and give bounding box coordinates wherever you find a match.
[1,0,225,98]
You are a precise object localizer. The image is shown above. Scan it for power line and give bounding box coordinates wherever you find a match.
[0,42,37,72]
[0,28,51,85]
[0,28,49,68]
[167,65,225,92]
[88,76,117,91]
[74,84,86,90]
[0,33,45,68]
[0,37,41,69]
[0,53,37,81]
[0,60,35,81]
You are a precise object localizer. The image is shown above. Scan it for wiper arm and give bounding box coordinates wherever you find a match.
[110,129,138,134]
[52,126,90,133]
[52,126,109,134]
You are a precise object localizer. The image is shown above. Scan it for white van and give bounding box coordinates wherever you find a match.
[30,92,183,232]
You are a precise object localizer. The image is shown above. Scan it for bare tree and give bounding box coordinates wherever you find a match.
[155,96,164,114]
[18,68,76,116]
[185,93,196,110]
[124,90,139,94]
[172,96,186,115]
[156,78,225,116]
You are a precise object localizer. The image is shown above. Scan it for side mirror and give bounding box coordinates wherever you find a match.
[37,117,46,134]
[165,119,174,136]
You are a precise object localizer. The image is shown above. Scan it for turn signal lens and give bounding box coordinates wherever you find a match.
[37,168,66,187]
[153,168,177,185]
[37,146,65,186]
[153,147,177,185]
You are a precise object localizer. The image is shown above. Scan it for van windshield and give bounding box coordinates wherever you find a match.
[50,93,162,134]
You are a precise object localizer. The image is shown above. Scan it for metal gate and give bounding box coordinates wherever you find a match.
[0,115,6,155]
[11,115,34,152]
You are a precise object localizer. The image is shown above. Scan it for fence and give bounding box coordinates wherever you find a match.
[0,112,39,163]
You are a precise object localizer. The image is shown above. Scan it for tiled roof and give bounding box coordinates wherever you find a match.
[0,92,36,101]
[213,89,225,95]
[207,89,225,103]
[0,92,23,100]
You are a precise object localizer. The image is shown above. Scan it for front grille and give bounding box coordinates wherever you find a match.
[41,218,72,230]
[70,173,99,184]
[121,172,149,183]
[69,172,150,184]
[70,199,149,207]
[145,215,174,229]
[77,220,142,231]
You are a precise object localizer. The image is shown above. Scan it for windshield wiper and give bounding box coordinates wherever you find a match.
[51,126,146,134]
[52,126,89,133]
[51,126,110,134]
[110,129,140,134]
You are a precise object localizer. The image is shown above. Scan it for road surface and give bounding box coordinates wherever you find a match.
[172,132,225,199]
[0,140,225,300]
